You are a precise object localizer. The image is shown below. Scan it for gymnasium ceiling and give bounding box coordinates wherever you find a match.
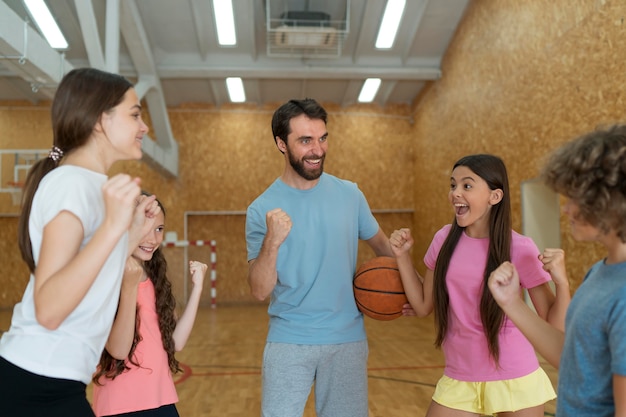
[0,0,470,176]
[0,0,470,109]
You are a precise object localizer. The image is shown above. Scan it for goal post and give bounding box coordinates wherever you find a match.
[162,235,217,308]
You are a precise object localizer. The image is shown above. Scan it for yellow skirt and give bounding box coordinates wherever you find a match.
[432,368,556,415]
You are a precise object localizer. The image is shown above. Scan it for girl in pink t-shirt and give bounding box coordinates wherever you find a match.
[92,196,207,417]
[390,154,571,417]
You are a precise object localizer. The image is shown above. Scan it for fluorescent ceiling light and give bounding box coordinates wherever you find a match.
[358,78,381,103]
[375,0,406,49]
[24,0,68,49]
[213,0,237,46]
[226,77,246,102]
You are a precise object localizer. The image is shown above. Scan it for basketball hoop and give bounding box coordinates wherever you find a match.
[7,181,24,206]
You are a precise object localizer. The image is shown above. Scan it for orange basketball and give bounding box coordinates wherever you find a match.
[353,256,408,321]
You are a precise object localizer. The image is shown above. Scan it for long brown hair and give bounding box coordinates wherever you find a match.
[433,154,512,364]
[18,68,133,273]
[93,196,181,384]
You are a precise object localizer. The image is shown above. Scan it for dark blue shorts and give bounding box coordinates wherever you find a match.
[104,404,180,417]
[0,355,94,417]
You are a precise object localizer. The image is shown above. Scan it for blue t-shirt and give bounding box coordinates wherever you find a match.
[246,173,380,344]
[557,260,626,417]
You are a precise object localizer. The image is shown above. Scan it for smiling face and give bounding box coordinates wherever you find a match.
[100,88,149,162]
[448,165,503,238]
[132,210,165,262]
[277,114,328,188]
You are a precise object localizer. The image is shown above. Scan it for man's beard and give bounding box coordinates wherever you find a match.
[287,148,325,181]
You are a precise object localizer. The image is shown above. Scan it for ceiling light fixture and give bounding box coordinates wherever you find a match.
[23,0,68,49]
[375,0,406,49]
[226,77,246,102]
[358,78,381,103]
[213,0,237,46]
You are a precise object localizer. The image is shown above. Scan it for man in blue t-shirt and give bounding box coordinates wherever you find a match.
[245,98,395,417]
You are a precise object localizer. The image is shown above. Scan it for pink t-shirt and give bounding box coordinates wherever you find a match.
[424,224,551,382]
[92,279,178,416]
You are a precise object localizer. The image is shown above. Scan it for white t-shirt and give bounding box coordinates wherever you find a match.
[0,165,128,384]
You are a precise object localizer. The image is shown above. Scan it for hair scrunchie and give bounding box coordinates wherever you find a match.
[48,145,64,162]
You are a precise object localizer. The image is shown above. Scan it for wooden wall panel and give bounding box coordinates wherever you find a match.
[325,105,414,210]
[0,217,29,307]
[0,102,415,308]
[0,103,51,148]
[3,0,621,307]
[0,104,51,210]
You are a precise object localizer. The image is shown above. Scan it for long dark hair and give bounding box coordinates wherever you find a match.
[18,68,133,273]
[93,196,181,384]
[433,154,512,364]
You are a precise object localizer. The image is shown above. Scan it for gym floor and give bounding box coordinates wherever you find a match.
[0,304,558,416]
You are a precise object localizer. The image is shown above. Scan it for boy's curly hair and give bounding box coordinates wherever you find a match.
[541,124,626,242]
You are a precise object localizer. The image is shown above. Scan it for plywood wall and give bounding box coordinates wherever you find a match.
[1,0,623,309]
[0,102,415,309]
[411,0,622,290]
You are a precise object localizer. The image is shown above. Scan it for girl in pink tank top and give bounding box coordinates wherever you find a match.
[92,195,207,417]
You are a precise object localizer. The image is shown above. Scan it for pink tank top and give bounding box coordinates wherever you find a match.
[92,279,178,416]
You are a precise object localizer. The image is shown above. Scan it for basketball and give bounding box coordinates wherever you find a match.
[353,256,408,321]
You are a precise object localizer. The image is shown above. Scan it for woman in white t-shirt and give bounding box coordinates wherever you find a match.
[0,68,161,417]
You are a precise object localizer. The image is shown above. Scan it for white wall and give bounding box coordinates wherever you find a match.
[521,179,561,308]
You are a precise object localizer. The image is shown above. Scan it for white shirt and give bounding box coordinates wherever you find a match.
[0,165,128,384]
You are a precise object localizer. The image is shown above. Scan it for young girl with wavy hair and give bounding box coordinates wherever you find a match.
[92,195,206,417]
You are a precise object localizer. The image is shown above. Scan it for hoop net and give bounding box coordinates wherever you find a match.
[7,182,24,206]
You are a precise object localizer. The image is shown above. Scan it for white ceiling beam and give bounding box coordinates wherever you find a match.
[0,58,55,99]
[351,0,381,63]
[190,0,211,60]
[119,1,156,75]
[156,65,441,81]
[209,79,224,107]
[133,75,157,99]
[119,0,179,178]
[401,0,429,64]
[239,0,257,60]
[74,0,178,179]
[244,79,261,103]
[105,0,121,73]
[0,1,73,99]
[341,79,364,107]
[73,0,105,69]
[1,76,39,104]
[375,80,397,107]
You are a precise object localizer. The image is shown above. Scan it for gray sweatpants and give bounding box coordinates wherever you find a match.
[261,340,369,417]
